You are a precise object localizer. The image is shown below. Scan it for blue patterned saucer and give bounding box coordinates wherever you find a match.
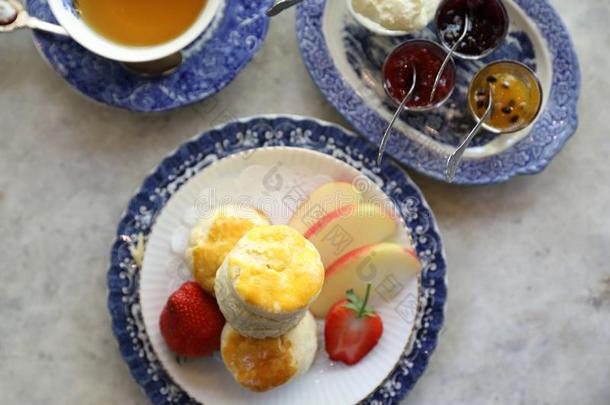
[26,0,274,112]
[296,0,581,184]
[108,115,447,404]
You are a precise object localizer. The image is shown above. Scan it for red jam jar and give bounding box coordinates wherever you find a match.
[383,39,456,111]
[435,0,509,60]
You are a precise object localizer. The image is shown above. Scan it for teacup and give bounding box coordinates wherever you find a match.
[47,0,222,63]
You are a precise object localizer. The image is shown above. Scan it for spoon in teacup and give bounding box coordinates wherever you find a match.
[377,67,417,167]
[0,0,67,36]
[0,0,181,77]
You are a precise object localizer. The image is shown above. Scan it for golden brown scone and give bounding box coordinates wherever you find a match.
[215,225,324,337]
[185,205,270,294]
[220,312,317,392]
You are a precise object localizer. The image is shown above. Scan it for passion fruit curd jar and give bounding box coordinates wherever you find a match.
[468,60,543,133]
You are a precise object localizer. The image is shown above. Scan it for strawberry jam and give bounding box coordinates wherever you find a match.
[383,40,456,110]
[436,0,509,59]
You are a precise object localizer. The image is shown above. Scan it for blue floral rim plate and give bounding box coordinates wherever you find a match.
[107,115,448,404]
[296,0,581,185]
[27,0,274,112]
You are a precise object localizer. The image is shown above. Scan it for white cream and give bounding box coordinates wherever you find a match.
[351,0,441,33]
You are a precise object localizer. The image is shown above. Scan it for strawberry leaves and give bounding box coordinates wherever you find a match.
[343,284,375,317]
[324,283,384,365]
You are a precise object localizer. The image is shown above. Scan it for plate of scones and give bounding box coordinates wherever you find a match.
[108,115,448,404]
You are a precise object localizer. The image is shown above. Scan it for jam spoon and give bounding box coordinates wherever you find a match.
[266,0,305,16]
[377,68,417,166]
[429,14,470,103]
[0,0,67,36]
[446,87,494,182]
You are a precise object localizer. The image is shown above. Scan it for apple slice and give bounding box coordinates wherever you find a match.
[304,203,397,267]
[311,243,421,318]
[288,182,363,234]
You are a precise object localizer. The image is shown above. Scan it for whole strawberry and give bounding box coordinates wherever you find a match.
[160,281,225,357]
[324,284,383,365]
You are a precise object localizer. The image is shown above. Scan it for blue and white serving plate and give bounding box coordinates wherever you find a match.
[108,115,447,404]
[26,0,274,112]
[296,0,580,184]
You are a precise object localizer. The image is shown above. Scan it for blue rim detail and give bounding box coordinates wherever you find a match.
[107,115,448,404]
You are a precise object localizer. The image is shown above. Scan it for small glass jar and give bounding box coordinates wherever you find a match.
[468,60,543,133]
[382,39,457,112]
[435,0,509,60]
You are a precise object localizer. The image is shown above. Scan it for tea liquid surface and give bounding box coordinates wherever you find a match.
[77,0,207,46]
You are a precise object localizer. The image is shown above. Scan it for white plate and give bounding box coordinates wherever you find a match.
[140,147,419,405]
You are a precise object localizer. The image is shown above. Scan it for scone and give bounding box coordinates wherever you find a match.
[185,205,270,294]
[215,225,324,338]
[221,311,317,392]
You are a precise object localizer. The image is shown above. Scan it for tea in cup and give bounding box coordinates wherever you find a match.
[48,0,221,62]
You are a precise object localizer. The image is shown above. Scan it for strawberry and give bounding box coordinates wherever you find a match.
[324,284,383,365]
[159,281,225,357]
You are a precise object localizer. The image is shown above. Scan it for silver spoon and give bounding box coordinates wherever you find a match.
[377,68,417,167]
[430,14,470,103]
[0,0,67,36]
[446,87,494,182]
[121,53,184,77]
[266,0,305,16]
[0,0,181,77]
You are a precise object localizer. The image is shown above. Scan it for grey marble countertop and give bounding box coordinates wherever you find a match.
[1,1,609,404]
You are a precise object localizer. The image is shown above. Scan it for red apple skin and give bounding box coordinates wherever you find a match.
[325,244,418,277]
[304,205,356,239]
[303,203,398,240]
[311,242,421,318]
[288,181,363,235]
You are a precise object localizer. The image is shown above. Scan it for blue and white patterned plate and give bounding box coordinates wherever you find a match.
[296,0,581,184]
[108,115,448,404]
[26,0,274,112]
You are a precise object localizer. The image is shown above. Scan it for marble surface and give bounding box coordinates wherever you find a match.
[0,1,608,404]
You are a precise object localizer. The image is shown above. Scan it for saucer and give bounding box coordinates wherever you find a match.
[296,0,581,184]
[27,0,274,112]
[108,115,448,404]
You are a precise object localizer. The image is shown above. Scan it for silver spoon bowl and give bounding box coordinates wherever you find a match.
[1,0,182,77]
[0,0,67,36]
[121,53,184,77]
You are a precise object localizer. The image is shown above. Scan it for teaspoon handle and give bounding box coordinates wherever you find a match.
[430,15,469,102]
[377,96,408,166]
[446,99,493,182]
[25,16,68,36]
[430,45,456,102]
[266,0,305,16]
[377,69,417,167]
